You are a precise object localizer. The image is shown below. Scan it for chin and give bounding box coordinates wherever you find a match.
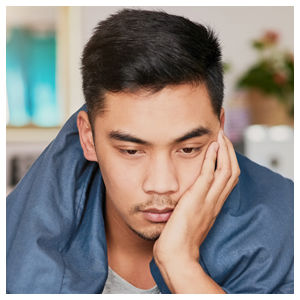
[127,223,165,241]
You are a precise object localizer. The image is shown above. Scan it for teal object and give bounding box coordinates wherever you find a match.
[6,28,60,127]
[28,31,60,127]
[6,28,31,126]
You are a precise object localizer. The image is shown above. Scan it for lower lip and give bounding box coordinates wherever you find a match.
[142,211,173,222]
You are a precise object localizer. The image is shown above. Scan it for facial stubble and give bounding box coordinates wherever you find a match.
[127,195,177,241]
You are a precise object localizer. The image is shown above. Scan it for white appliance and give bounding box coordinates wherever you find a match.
[244,125,294,181]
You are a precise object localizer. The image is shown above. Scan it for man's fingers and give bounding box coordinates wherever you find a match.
[223,133,241,180]
[207,130,240,213]
[215,130,231,178]
[199,141,219,178]
[203,130,239,211]
[216,133,240,205]
[187,141,219,197]
[179,130,240,220]
[203,130,231,202]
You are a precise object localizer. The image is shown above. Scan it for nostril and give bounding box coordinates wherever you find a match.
[142,170,179,195]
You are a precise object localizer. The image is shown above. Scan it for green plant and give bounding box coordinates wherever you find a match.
[237,31,294,116]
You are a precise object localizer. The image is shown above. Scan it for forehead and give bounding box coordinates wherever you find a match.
[94,84,219,142]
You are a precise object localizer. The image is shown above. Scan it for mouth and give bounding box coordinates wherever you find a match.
[142,208,174,223]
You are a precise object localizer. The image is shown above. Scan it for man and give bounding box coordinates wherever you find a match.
[6,9,293,294]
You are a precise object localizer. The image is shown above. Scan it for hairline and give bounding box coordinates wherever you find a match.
[88,82,221,134]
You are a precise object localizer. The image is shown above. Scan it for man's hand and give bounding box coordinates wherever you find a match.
[153,130,240,294]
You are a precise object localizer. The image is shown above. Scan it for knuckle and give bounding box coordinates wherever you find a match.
[212,207,219,218]
[223,169,232,181]
[205,173,214,185]
[211,205,222,220]
[233,168,241,179]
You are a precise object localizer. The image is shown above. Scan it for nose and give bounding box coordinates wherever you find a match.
[142,153,179,195]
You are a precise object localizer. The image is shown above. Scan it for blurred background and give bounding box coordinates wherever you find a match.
[6,6,294,195]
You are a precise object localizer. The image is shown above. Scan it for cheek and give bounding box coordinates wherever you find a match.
[176,151,207,193]
[98,155,143,201]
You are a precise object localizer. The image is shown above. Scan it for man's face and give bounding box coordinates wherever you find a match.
[92,84,223,241]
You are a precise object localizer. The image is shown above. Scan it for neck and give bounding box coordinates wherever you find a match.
[105,198,155,259]
[104,198,157,289]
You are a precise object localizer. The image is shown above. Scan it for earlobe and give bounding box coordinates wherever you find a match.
[77,111,98,162]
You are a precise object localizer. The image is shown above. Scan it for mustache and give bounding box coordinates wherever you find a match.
[129,195,177,215]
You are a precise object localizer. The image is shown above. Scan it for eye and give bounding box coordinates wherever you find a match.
[182,148,194,154]
[120,149,144,156]
[125,150,138,155]
[178,147,201,154]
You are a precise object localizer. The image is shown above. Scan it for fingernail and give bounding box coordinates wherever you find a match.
[220,129,225,136]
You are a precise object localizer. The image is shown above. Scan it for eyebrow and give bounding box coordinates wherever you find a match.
[174,126,212,143]
[107,126,212,146]
[108,131,151,146]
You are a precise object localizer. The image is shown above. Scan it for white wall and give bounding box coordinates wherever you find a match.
[6,6,56,28]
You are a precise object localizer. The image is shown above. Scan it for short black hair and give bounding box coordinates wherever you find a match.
[81,8,224,127]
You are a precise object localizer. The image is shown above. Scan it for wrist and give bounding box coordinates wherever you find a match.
[154,254,225,294]
[154,251,195,274]
[154,254,201,292]
[153,243,200,269]
[158,259,206,293]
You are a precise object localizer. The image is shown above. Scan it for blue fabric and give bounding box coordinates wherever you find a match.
[6,104,294,294]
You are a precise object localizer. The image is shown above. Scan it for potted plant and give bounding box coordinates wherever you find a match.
[236,31,294,126]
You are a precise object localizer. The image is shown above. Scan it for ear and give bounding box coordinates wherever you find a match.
[77,111,98,162]
[219,107,225,130]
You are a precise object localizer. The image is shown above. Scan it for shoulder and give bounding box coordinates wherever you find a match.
[235,152,293,213]
[236,151,293,188]
[225,152,294,240]
[200,152,294,293]
[6,104,107,293]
